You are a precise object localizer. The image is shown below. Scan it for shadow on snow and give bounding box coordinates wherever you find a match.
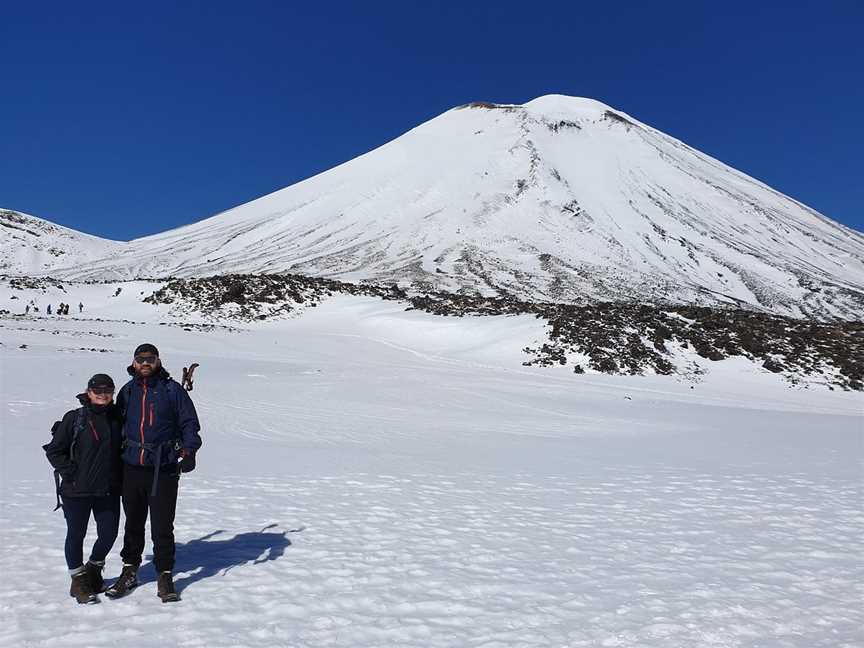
[138,523,298,593]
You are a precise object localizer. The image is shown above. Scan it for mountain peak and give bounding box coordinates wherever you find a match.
[522,94,616,118]
[12,100,864,320]
[458,95,618,120]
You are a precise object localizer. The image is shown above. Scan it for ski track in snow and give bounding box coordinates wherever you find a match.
[0,299,862,647]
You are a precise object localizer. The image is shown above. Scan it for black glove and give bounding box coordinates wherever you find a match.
[179,448,196,473]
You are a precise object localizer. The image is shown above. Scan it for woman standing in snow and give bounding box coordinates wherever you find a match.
[43,374,124,604]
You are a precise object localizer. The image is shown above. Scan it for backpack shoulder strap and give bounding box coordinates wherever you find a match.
[69,407,88,461]
[118,382,133,426]
[163,378,184,441]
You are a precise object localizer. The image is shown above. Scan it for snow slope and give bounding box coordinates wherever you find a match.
[0,209,125,274]
[1,295,861,647]
[54,95,864,320]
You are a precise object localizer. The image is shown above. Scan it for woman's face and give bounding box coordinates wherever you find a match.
[87,387,114,405]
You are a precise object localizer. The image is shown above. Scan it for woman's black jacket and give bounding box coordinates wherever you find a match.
[43,394,124,498]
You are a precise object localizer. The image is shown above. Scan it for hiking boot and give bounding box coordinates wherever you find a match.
[70,570,97,604]
[85,560,105,593]
[105,564,138,599]
[157,571,179,602]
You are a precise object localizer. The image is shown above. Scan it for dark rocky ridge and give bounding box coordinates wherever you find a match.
[142,274,407,318]
[7,275,68,292]
[142,273,863,391]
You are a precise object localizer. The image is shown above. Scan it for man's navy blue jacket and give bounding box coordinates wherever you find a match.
[116,366,202,467]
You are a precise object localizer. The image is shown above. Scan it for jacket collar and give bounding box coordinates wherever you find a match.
[126,365,171,387]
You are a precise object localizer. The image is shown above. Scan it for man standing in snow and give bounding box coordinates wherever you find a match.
[106,343,202,602]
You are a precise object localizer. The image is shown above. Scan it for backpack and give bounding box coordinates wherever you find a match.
[48,407,88,511]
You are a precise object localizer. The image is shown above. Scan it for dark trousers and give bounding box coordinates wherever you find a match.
[62,495,121,570]
[119,465,179,573]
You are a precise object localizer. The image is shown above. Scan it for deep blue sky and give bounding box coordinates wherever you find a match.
[2,0,861,240]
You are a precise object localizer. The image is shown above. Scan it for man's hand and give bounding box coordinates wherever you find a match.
[179,448,196,473]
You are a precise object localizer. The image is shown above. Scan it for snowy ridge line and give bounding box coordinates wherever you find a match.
[132,273,862,391]
[0,209,125,275]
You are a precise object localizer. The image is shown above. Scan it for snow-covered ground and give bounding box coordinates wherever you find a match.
[1,289,862,647]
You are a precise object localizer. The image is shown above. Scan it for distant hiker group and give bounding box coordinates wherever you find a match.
[43,343,203,604]
[24,300,83,316]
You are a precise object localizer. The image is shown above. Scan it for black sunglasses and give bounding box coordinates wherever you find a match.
[89,388,114,396]
[134,355,158,365]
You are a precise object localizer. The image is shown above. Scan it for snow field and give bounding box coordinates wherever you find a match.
[1,295,862,647]
[3,468,860,647]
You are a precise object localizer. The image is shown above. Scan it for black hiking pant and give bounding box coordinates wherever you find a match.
[119,464,179,573]
[62,494,120,570]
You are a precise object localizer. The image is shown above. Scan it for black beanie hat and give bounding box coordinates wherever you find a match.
[134,343,159,357]
[87,373,115,390]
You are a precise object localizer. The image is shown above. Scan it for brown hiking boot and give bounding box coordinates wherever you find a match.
[70,571,97,604]
[85,561,105,593]
[157,571,179,602]
[105,564,138,599]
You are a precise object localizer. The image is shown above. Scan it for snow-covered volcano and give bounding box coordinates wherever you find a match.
[25,96,864,318]
[0,208,125,274]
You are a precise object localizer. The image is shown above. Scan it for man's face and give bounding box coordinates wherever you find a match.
[133,353,160,377]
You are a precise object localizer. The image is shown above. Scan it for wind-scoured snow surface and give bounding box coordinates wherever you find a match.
[0,209,125,275]
[52,95,864,320]
[1,288,861,647]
